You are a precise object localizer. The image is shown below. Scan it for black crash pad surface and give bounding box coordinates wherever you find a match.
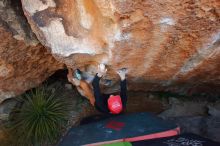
[59,112,178,146]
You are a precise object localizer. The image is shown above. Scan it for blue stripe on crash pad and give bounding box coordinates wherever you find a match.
[59,112,178,146]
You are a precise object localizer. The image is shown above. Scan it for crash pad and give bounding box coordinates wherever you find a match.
[103,142,132,146]
[58,112,180,146]
[130,133,220,146]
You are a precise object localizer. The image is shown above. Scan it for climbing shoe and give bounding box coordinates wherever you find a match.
[74,69,82,80]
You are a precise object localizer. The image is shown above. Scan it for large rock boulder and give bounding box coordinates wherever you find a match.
[166,116,220,142]
[159,97,208,118]
[208,101,220,117]
[21,0,220,95]
[0,0,64,103]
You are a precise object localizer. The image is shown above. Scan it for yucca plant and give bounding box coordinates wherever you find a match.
[8,86,71,146]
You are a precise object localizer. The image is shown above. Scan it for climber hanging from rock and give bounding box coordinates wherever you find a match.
[67,64,128,114]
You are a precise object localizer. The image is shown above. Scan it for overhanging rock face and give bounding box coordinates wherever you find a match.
[0,0,64,103]
[21,0,220,95]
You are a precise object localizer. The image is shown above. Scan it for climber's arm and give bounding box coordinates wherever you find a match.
[92,64,108,105]
[92,74,110,113]
[92,74,103,104]
[120,79,127,108]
